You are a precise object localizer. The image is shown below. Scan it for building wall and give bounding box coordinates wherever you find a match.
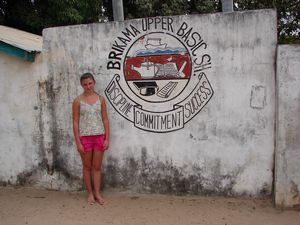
[0,51,84,190]
[276,45,300,208]
[0,53,41,185]
[39,9,277,196]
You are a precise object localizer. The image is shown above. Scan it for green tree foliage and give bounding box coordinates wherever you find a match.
[0,0,299,43]
[104,0,221,19]
[103,0,191,20]
[188,0,221,14]
[275,0,300,43]
[0,0,103,34]
[234,0,300,43]
[0,0,38,32]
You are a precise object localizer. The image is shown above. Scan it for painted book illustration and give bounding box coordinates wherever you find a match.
[156,81,178,98]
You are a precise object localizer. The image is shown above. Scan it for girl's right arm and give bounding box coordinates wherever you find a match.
[72,98,84,154]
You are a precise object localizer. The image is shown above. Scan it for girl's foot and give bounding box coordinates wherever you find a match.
[88,193,95,205]
[94,192,105,205]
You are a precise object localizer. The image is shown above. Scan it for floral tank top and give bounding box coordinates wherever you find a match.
[79,97,105,136]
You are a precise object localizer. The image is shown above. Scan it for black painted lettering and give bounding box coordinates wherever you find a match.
[121,27,135,41]
[149,115,154,129]
[191,42,207,56]
[114,94,126,106]
[135,111,140,125]
[177,110,182,126]
[199,85,208,100]
[118,36,131,45]
[194,55,211,72]
[120,103,133,117]
[187,32,201,48]
[191,96,198,113]
[201,80,212,96]
[194,54,210,66]
[177,22,188,37]
[166,114,171,129]
[148,18,154,28]
[120,25,140,41]
[112,40,126,51]
[141,18,147,31]
[108,82,120,100]
[111,46,124,54]
[161,116,167,129]
[193,92,202,106]
[194,63,211,73]
[172,113,177,127]
[106,80,117,98]
[161,17,167,30]
[155,115,160,129]
[130,24,140,36]
[155,17,161,29]
[182,27,192,43]
[184,102,192,118]
[168,17,174,32]
[107,61,120,70]
[146,114,150,127]
[108,51,122,60]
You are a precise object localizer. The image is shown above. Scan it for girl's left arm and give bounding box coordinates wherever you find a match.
[100,96,110,150]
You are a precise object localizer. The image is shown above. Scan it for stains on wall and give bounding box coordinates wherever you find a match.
[38,78,55,175]
[31,75,80,190]
[276,45,300,208]
[0,9,276,195]
[250,85,266,109]
[290,181,300,210]
[102,148,270,196]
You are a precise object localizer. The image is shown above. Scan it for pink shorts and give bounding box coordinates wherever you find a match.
[79,135,105,152]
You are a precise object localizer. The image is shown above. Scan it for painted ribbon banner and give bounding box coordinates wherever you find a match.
[134,105,184,132]
[177,73,214,124]
[105,74,135,122]
[105,73,213,133]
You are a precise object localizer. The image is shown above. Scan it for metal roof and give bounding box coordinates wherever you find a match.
[0,25,42,52]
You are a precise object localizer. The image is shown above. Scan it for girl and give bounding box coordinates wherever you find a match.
[72,73,110,205]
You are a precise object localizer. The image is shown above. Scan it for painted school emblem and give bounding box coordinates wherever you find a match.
[106,17,214,133]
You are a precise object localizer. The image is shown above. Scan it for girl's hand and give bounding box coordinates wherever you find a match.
[103,139,109,150]
[77,143,85,154]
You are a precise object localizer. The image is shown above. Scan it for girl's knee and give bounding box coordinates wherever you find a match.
[92,164,101,172]
[83,163,92,171]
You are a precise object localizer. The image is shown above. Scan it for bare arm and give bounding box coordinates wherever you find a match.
[100,96,110,150]
[72,98,84,153]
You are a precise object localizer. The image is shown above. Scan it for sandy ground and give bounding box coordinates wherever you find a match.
[0,187,299,225]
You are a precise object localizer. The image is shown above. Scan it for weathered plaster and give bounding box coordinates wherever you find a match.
[275,45,300,208]
[0,52,41,185]
[0,48,82,191]
[0,9,280,196]
[40,9,277,196]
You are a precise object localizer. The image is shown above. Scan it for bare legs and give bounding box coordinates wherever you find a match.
[80,151,105,205]
[93,151,105,204]
[80,152,95,204]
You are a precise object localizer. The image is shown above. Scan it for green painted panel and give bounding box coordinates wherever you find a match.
[0,41,36,62]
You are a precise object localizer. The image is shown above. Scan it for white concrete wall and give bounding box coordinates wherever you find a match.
[276,45,300,208]
[0,51,82,190]
[41,9,277,196]
[0,53,41,185]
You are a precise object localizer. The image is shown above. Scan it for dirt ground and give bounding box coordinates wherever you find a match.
[0,187,299,225]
